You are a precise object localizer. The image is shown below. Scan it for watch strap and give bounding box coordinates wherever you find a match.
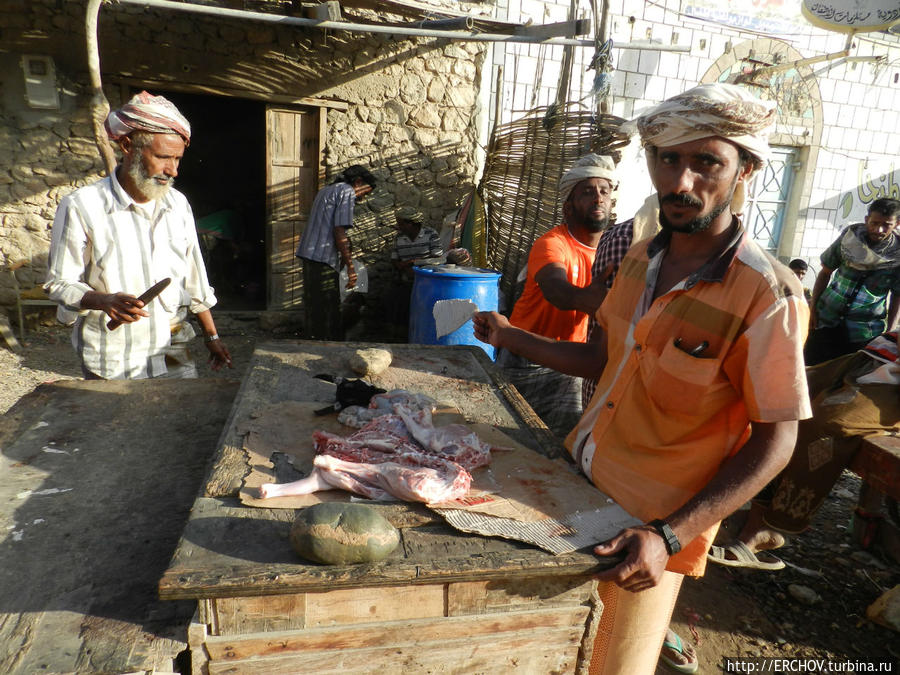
[647,519,682,555]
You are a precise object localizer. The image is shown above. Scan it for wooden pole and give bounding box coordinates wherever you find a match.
[597,0,610,114]
[86,0,117,176]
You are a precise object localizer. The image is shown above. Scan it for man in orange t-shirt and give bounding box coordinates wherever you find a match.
[497,154,617,436]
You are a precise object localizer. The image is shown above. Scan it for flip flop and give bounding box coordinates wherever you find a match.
[707,540,785,570]
[659,630,699,674]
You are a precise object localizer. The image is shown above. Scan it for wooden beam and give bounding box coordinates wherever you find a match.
[107,77,350,111]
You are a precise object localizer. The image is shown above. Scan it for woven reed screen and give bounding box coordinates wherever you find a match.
[479,104,629,311]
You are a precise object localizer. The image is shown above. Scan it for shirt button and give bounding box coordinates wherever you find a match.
[606,401,614,409]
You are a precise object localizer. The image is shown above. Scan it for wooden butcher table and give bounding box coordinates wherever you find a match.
[159,341,618,675]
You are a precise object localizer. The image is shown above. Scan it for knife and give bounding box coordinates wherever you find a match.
[106,277,172,330]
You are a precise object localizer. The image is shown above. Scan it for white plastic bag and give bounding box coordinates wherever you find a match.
[339,259,368,300]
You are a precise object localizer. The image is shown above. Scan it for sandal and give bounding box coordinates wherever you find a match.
[708,540,785,570]
[659,630,699,674]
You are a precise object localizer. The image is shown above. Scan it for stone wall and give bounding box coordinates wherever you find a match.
[0,0,488,317]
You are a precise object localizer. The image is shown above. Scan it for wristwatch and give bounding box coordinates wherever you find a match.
[204,333,220,343]
[647,519,682,555]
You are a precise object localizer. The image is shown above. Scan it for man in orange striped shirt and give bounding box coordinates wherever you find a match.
[475,83,811,674]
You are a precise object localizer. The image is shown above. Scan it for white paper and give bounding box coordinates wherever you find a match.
[339,259,368,300]
[433,299,478,338]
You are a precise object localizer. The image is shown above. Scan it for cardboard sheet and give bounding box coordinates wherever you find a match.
[433,506,639,555]
[239,401,349,508]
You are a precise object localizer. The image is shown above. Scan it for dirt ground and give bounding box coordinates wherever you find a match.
[1,314,897,672]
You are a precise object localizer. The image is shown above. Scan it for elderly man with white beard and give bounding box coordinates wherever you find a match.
[46,91,231,379]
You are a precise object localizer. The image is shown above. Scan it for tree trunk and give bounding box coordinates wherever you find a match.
[85,0,116,176]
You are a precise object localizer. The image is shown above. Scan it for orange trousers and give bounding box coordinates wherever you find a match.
[589,571,683,675]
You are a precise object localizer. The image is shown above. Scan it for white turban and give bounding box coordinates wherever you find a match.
[630,83,775,164]
[558,154,618,204]
[105,91,192,146]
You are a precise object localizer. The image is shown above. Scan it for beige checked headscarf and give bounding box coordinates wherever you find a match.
[627,83,776,227]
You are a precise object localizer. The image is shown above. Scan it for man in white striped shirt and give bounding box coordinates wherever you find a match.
[45,92,231,379]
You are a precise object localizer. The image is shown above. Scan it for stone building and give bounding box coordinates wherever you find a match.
[0,0,489,324]
[4,0,900,329]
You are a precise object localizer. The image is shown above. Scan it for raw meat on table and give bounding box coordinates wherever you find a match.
[259,399,489,503]
[337,389,437,428]
[313,454,471,503]
[395,405,491,470]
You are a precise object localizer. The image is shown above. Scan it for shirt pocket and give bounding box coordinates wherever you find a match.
[640,339,722,416]
[157,282,189,312]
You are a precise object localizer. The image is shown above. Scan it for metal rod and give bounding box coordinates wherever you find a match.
[113,0,691,50]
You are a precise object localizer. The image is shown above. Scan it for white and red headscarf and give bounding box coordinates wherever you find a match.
[105,91,191,145]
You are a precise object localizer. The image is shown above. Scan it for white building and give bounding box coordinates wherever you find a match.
[487,0,900,280]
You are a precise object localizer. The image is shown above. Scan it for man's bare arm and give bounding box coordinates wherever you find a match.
[473,311,607,379]
[888,292,899,331]
[665,420,795,546]
[535,263,613,316]
[334,225,356,287]
[195,308,233,371]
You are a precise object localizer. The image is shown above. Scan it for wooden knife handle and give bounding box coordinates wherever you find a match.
[106,278,171,331]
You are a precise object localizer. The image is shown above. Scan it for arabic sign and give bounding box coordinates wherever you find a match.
[802,0,900,33]
[838,159,900,222]
[683,0,809,35]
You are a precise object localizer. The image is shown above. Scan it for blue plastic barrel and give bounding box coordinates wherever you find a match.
[408,265,501,359]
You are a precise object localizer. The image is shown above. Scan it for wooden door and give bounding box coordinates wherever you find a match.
[265,106,325,310]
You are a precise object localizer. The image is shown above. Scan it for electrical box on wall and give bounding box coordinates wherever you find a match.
[21,55,59,110]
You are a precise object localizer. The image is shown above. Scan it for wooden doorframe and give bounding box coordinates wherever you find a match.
[265,105,326,310]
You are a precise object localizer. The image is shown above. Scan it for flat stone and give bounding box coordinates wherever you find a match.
[349,347,392,377]
[866,584,900,632]
[787,584,820,605]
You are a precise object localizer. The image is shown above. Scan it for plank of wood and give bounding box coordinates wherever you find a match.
[304,584,446,627]
[161,342,619,602]
[159,500,609,599]
[214,594,308,635]
[188,610,211,675]
[205,605,588,660]
[204,341,539,497]
[446,577,594,616]
[207,626,583,674]
[514,18,591,39]
[212,584,445,635]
